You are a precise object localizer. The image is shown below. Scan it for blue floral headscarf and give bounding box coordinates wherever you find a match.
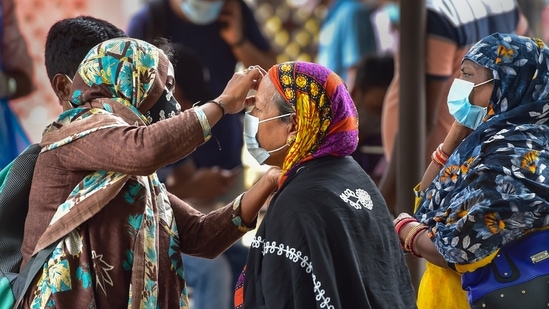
[415,33,549,264]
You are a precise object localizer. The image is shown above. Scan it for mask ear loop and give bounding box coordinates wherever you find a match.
[473,78,494,88]
[63,74,75,109]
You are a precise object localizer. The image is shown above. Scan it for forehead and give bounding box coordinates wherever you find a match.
[255,76,277,109]
[462,60,487,72]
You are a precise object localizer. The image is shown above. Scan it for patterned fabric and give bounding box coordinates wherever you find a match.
[238,157,417,309]
[268,61,358,186]
[415,33,549,265]
[233,266,246,309]
[28,38,190,308]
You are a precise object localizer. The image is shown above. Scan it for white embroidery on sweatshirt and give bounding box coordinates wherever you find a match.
[340,188,373,210]
[251,236,335,309]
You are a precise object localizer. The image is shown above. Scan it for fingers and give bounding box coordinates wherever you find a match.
[244,95,256,107]
[243,65,265,90]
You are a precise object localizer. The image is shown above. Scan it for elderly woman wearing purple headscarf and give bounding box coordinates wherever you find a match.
[234,61,416,309]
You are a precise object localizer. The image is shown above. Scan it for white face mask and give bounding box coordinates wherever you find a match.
[243,111,292,165]
[180,0,224,25]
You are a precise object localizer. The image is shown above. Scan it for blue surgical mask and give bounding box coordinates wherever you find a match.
[243,111,292,165]
[181,0,224,25]
[447,78,493,130]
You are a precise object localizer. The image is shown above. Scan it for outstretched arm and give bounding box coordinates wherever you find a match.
[172,167,280,258]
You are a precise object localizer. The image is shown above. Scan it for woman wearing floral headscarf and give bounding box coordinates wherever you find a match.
[235,61,416,308]
[19,37,279,308]
[395,33,549,308]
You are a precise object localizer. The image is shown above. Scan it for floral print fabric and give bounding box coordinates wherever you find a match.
[415,33,549,265]
[26,38,189,308]
[268,61,359,186]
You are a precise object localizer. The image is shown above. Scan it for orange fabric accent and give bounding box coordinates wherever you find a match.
[268,64,286,102]
[324,71,344,95]
[328,116,358,135]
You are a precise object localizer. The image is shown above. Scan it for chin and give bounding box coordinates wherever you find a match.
[263,158,282,168]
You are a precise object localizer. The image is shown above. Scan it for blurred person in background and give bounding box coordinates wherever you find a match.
[156,43,235,309]
[317,0,377,91]
[350,54,394,184]
[0,0,35,169]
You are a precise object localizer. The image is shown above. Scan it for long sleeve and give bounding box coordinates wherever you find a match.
[56,108,205,175]
[169,192,248,258]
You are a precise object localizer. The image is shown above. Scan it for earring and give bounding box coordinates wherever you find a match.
[286,135,296,146]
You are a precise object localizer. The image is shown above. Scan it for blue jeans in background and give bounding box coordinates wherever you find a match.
[183,253,232,309]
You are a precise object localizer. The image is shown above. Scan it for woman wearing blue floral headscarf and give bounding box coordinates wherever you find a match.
[19,37,279,308]
[394,33,549,308]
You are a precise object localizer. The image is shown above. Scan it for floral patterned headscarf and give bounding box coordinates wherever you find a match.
[34,38,184,307]
[268,61,358,185]
[41,38,168,149]
[415,33,549,264]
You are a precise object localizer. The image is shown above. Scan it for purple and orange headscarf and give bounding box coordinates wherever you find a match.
[268,61,359,185]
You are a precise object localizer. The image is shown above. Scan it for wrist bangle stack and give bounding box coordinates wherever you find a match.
[231,192,251,232]
[207,100,225,116]
[192,106,212,142]
[404,223,429,258]
[395,218,417,235]
[395,217,417,249]
[431,143,450,168]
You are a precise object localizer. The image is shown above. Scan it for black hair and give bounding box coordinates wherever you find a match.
[152,37,175,63]
[353,55,395,92]
[44,16,127,82]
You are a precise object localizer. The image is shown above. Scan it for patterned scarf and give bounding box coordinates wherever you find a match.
[34,38,183,308]
[234,62,358,308]
[415,33,549,264]
[268,61,358,186]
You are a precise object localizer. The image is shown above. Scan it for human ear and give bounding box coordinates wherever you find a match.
[289,113,298,133]
[52,73,73,103]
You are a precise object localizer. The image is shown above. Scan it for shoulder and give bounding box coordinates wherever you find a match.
[426,0,521,46]
[275,158,377,211]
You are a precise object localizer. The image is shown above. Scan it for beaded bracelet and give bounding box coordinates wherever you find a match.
[404,223,429,258]
[192,106,212,142]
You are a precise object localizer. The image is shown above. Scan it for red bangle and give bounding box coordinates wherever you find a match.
[431,143,450,167]
[395,218,417,249]
[438,143,450,158]
[404,224,429,257]
[409,227,428,258]
[395,218,417,236]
